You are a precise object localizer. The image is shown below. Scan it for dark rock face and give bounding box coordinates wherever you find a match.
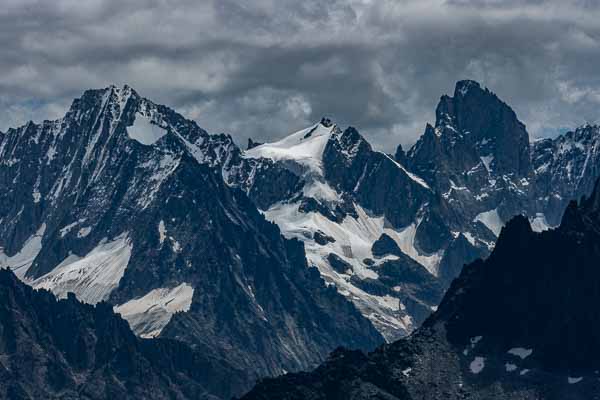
[0,268,226,400]
[322,127,431,230]
[0,86,383,399]
[437,196,600,373]
[372,255,445,326]
[314,231,335,245]
[371,233,402,258]
[247,138,263,150]
[403,83,600,290]
[437,80,530,177]
[241,180,600,400]
[326,253,353,274]
[394,143,407,165]
[437,234,486,284]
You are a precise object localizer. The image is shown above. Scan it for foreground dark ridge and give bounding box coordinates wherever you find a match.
[3,81,600,397]
[241,181,600,399]
[0,267,227,400]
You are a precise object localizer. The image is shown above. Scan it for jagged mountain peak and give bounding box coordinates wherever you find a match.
[566,123,600,143]
[453,79,482,97]
[73,84,139,115]
[231,117,442,340]
[407,79,533,227]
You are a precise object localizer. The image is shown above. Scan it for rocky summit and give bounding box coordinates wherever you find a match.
[241,180,600,400]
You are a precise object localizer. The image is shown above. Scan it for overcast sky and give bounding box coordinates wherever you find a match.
[1,0,599,151]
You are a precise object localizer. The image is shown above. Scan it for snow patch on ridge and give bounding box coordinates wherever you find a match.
[505,363,517,372]
[32,233,132,304]
[265,203,381,280]
[244,122,334,175]
[469,357,485,374]
[474,208,504,237]
[158,220,167,244]
[0,224,46,279]
[302,181,340,202]
[507,347,533,359]
[530,213,551,232]
[480,155,494,172]
[127,113,167,145]
[77,226,92,238]
[382,153,431,190]
[60,220,85,237]
[114,282,194,338]
[264,202,437,339]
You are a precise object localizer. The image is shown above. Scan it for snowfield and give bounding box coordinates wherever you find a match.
[114,282,194,338]
[32,233,132,304]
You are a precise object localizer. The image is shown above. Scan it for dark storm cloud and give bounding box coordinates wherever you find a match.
[1,0,599,151]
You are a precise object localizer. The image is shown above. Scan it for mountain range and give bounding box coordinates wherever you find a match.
[1,80,600,398]
[221,80,600,340]
[241,176,600,400]
[0,86,381,399]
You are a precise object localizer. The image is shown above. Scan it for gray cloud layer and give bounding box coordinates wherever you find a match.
[1,0,599,150]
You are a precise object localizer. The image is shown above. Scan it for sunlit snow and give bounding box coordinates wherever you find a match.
[32,233,132,304]
[505,363,517,372]
[114,282,194,338]
[469,357,485,374]
[158,220,167,244]
[480,155,494,172]
[507,347,533,360]
[127,113,168,145]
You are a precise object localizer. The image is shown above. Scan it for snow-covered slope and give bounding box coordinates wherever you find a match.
[237,119,445,340]
[245,121,335,175]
